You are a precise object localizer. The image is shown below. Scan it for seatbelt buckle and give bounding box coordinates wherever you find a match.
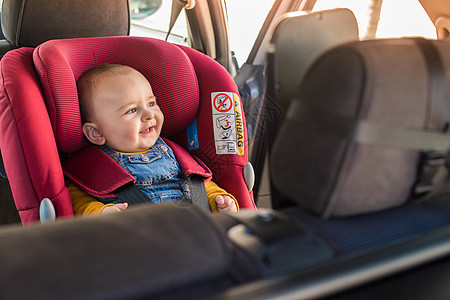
[413,151,448,196]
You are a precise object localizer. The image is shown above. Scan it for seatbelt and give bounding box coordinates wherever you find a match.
[166,0,195,41]
[287,101,450,151]
[114,176,210,212]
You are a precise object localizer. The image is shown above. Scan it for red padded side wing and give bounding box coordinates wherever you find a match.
[0,48,73,224]
[174,45,256,209]
[163,138,212,181]
[63,145,135,198]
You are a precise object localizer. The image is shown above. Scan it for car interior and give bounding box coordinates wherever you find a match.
[0,0,450,299]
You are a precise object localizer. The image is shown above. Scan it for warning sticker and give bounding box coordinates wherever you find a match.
[211,92,244,155]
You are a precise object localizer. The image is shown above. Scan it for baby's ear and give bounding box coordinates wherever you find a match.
[82,123,106,145]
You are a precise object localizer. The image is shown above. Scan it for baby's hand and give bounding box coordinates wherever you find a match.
[215,195,237,212]
[101,203,128,214]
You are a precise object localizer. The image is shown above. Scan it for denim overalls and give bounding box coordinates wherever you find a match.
[98,138,191,204]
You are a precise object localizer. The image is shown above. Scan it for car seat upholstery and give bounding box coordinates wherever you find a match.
[0,0,130,225]
[0,36,255,224]
[0,203,253,299]
[0,0,130,57]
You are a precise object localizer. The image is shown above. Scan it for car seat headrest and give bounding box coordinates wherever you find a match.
[33,36,199,154]
[268,8,358,113]
[1,0,130,47]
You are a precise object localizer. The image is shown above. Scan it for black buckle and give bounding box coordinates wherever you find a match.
[413,151,448,196]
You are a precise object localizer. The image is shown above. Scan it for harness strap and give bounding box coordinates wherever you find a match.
[114,175,210,212]
[114,182,151,205]
[188,175,210,212]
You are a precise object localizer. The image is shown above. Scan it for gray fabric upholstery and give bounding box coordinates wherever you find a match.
[0,0,130,56]
[271,39,450,217]
[268,9,358,112]
[0,203,234,298]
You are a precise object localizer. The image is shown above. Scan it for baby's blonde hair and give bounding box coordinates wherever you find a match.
[77,64,137,123]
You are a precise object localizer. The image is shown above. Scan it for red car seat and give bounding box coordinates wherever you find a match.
[0,0,130,225]
[0,36,256,224]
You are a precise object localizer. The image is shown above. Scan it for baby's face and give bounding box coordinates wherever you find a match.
[88,70,164,153]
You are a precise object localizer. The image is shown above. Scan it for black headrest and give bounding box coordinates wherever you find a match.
[1,0,130,47]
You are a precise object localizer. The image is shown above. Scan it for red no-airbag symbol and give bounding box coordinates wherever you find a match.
[213,93,233,113]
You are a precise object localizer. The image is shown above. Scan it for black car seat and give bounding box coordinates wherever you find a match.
[269,30,450,253]
[0,0,130,57]
[0,0,130,225]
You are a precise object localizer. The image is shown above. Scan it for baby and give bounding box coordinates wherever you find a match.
[69,64,238,214]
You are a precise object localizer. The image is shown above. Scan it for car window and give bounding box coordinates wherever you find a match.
[312,0,436,39]
[128,0,276,68]
[129,0,188,45]
[225,0,275,67]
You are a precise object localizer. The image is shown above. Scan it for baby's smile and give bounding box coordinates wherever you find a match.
[140,126,154,134]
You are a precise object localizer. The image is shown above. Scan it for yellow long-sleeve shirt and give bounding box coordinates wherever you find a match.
[68,180,238,215]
